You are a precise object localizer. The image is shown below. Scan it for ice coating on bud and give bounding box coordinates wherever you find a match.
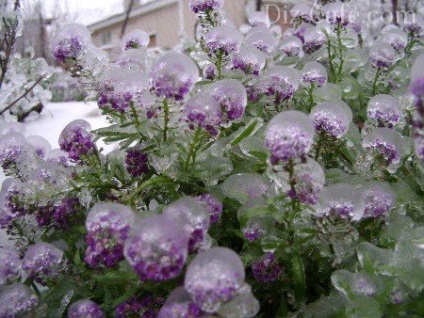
[0,283,38,317]
[403,13,424,36]
[158,287,202,318]
[0,178,26,227]
[189,0,224,13]
[303,28,326,53]
[291,159,325,205]
[221,173,269,204]
[27,135,51,158]
[124,214,189,281]
[290,3,313,21]
[363,182,395,218]
[85,203,135,267]
[0,132,33,171]
[242,215,275,242]
[324,2,352,25]
[208,79,247,121]
[381,29,408,51]
[125,148,149,177]
[149,52,198,101]
[265,111,315,164]
[248,11,271,28]
[203,63,217,80]
[367,95,402,128]
[251,252,283,283]
[232,45,266,75]
[362,128,404,171]
[164,196,210,253]
[184,91,222,136]
[184,247,245,313]
[46,149,69,167]
[316,184,365,220]
[332,270,377,298]
[0,247,21,285]
[52,24,91,63]
[0,122,25,136]
[59,119,96,161]
[258,66,301,103]
[280,36,304,58]
[205,25,243,55]
[197,193,223,224]
[114,295,164,318]
[217,283,260,318]
[302,62,328,86]
[310,101,353,138]
[68,299,105,318]
[245,29,278,54]
[22,242,64,283]
[122,29,150,50]
[115,49,147,72]
[370,42,397,68]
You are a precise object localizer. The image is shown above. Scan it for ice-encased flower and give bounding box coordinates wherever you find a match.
[115,49,147,72]
[232,45,266,75]
[216,283,260,318]
[52,24,91,63]
[290,3,314,21]
[84,203,135,267]
[303,28,326,54]
[53,197,82,229]
[381,29,408,51]
[362,128,404,170]
[149,52,199,100]
[197,193,223,224]
[158,287,202,318]
[184,91,222,136]
[324,2,352,25]
[0,179,26,227]
[316,184,365,220]
[27,136,51,158]
[258,66,301,103]
[221,173,269,204]
[291,159,325,205]
[367,94,402,128]
[0,132,33,172]
[125,148,149,177]
[362,182,395,218]
[0,247,21,285]
[302,62,328,86]
[124,214,189,281]
[310,101,353,138]
[0,123,25,137]
[59,119,96,161]
[265,111,315,164]
[403,14,424,36]
[252,252,283,283]
[208,79,247,121]
[22,242,64,283]
[189,0,224,13]
[248,11,271,28]
[245,29,278,54]
[122,29,150,50]
[114,295,164,318]
[0,283,38,317]
[68,299,105,318]
[280,36,303,58]
[205,25,243,55]
[184,247,245,313]
[203,63,217,80]
[164,197,210,252]
[369,42,397,68]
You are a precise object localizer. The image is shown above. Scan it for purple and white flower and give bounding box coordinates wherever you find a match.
[310,101,353,138]
[0,283,38,317]
[362,182,395,218]
[52,24,91,63]
[205,25,243,56]
[68,299,105,318]
[197,193,223,224]
[367,95,402,128]
[122,29,150,50]
[59,120,96,161]
[252,252,283,283]
[0,247,21,286]
[189,0,224,13]
[232,45,266,75]
[258,66,301,103]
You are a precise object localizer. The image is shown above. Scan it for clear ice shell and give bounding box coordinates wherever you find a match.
[221,173,269,204]
[122,29,150,50]
[310,101,353,138]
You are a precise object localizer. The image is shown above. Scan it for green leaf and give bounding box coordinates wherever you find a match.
[292,254,306,307]
[230,118,262,146]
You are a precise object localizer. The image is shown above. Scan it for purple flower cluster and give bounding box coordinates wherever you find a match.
[189,0,224,13]
[303,28,326,54]
[209,79,247,121]
[53,197,82,229]
[35,203,55,227]
[0,179,27,228]
[158,287,202,318]
[369,42,397,69]
[0,283,38,317]
[280,36,303,58]
[245,29,278,54]
[0,132,33,172]
[251,252,283,283]
[363,182,394,218]
[115,296,164,318]
[125,149,149,177]
[291,159,325,205]
[258,67,300,103]
[59,120,96,161]
[68,299,105,318]
[205,25,243,56]
[85,203,135,268]
[124,214,189,281]
[310,101,353,138]
[203,63,217,80]
[196,193,223,224]
[0,247,21,285]
[122,29,150,50]
[302,62,328,87]
[367,95,402,128]
[52,24,91,63]
[243,222,265,242]
[232,46,266,76]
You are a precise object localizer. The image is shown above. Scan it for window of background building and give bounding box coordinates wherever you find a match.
[102,32,112,45]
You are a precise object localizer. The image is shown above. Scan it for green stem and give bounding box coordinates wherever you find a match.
[336,23,345,80]
[307,83,315,112]
[315,133,324,160]
[163,99,170,142]
[287,159,297,212]
[216,50,223,79]
[184,127,204,171]
[124,176,173,203]
[326,35,336,82]
[372,67,381,95]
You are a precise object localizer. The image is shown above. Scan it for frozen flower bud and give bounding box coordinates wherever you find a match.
[164,197,211,253]
[115,49,147,72]
[59,119,96,161]
[125,148,149,177]
[184,91,222,136]
[208,79,247,121]
[0,178,26,227]
[203,63,217,80]
[22,242,64,283]
[217,283,259,318]
[0,247,21,285]
[242,216,274,242]
[189,0,224,13]
[291,159,325,205]
[369,42,397,69]
[0,132,34,172]
[221,173,269,204]
[85,203,135,268]
[232,45,266,75]
[205,25,243,56]
[52,24,91,63]
[290,3,314,22]
[403,13,424,36]
[381,29,408,51]
[124,214,189,281]
[303,28,326,54]
[367,95,402,128]
[27,135,51,158]
[122,29,150,50]
[316,184,365,220]
[362,128,404,172]
[197,193,223,224]
[265,111,315,164]
[279,36,304,58]
[310,101,353,138]
[184,247,245,313]
[245,29,278,54]
[248,11,271,28]
[115,295,164,318]
[252,252,283,283]
[363,182,395,218]
[258,66,301,103]
[68,299,105,318]
[324,2,352,25]
[46,149,69,167]
[149,52,198,101]
[0,283,38,317]
[158,287,202,318]
[302,62,328,87]
[53,197,82,229]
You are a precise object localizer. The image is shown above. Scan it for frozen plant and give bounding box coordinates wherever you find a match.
[310,101,353,138]
[122,29,150,50]
[68,299,105,318]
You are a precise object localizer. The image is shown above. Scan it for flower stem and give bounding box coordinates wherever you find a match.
[216,50,223,79]
[372,67,381,95]
[336,23,345,80]
[163,99,170,142]
[184,127,204,171]
[307,83,315,112]
[315,133,324,160]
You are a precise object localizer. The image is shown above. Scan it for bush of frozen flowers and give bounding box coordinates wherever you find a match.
[2,0,424,317]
